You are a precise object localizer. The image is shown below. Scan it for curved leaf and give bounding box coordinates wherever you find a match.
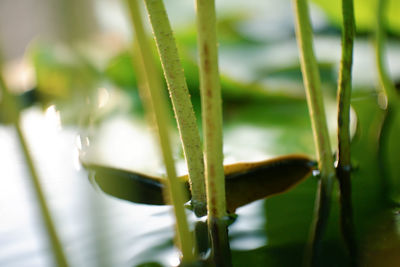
[84,154,315,213]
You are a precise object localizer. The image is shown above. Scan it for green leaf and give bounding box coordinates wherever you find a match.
[84,154,315,213]
[312,0,400,34]
[105,51,137,90]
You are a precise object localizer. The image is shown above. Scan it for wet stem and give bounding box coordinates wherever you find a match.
[292,0,336,266]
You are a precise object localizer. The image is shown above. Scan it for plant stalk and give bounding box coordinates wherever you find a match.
[142,0,206,217]
[194,0,231,265]
[0,57,69,267]
[292,1,336,266]
[336,0,358,265]
[126,0,195,262]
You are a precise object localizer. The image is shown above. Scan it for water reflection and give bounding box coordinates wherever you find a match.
[0,103,289,266]
[0,108,176,267]
[97,88,110,109]
[229,200,267,250]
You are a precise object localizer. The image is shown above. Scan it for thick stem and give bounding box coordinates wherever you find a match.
[292,1,336,265]
[194,0,231,264]
[336,0,358,265]
[0,58,69,267]
[195,0,225,223]
[142,0,206,217]
[126,0,194,262]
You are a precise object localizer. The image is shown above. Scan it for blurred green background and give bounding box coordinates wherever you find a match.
[0,0,400,266]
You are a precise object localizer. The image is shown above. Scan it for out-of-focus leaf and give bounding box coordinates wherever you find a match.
[256,61,336,89]
[360,208,400,266]
[102,47,293,102]
[28,43,113,125]
[105,51,137,90]
[30,43,96,104]
[385,109,400,201]
[312,0,400,34]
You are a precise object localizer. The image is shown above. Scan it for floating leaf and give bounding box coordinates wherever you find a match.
[84,154,315,213]
[223,155,315,213]
[86,164,171,205]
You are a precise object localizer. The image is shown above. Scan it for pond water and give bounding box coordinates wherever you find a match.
[0,107,270,267]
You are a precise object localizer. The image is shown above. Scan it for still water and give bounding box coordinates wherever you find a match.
[0,107,267,267]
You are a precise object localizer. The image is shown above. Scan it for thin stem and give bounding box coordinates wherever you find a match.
[292,1,336,266]
[194,0,231,265]
[336,0,358,265]
[0,57,69,267]
[126,0,195,262]
[142,0,206,217]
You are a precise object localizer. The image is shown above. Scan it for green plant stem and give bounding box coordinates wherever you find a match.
[292,1,336,266]
[337,0,355,168]
[194,0,231,266]
[336,0,358,265]
[142,0,206,217]
[0,60,69,267]
[125,0,195,262]
[195,0,225,224]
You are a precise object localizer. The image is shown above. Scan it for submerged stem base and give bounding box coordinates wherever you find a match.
[209,217,232,267]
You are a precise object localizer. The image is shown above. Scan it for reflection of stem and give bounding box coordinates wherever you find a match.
[336,168,358,266]
[125,0,194,262]
[194,0,231,265]
[209,218,231,267]
[0,59,69,267]
[15,125,70,267]
[142,0,206,217]
[193,220,209,257]
[292,1,336,266]
[336,0,358,265]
